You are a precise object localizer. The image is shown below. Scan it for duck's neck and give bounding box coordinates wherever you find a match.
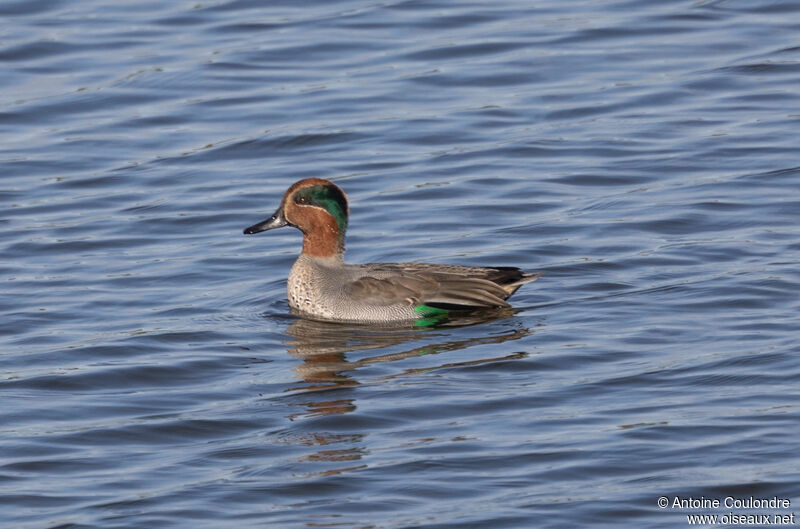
[301,230,345,259]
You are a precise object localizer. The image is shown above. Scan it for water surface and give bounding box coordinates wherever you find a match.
[2,1,800,528]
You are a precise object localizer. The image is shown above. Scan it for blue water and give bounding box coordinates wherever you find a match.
[2,1,800,528]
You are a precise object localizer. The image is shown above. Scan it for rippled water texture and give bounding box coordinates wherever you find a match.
[2,1,800,528]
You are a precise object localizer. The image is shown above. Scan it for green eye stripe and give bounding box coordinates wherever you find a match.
[294,185,348,232]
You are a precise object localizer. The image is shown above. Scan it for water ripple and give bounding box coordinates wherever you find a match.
[2,0,800,528]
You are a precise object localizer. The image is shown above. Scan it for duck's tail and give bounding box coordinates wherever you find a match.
[499,272,542,297]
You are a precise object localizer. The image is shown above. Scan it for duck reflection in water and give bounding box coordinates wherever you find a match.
[283,308,535,413]
[276,310,537,478]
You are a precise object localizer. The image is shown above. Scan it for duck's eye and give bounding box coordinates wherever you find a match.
[297,196,309,204]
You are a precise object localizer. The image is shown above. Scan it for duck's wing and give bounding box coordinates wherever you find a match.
[373,263,541,297]
[345,264,531,309]
[344,273,437,306]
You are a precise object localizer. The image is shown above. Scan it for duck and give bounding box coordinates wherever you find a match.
[243,178,540,325]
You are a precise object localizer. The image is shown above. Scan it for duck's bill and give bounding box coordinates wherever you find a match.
[243,208,288,234]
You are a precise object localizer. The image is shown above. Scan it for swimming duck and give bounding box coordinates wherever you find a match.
[244,178,539,324]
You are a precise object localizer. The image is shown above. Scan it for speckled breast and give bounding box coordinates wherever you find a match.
[286,258,417,323]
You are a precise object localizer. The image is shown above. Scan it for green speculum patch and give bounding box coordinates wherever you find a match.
[413,304,450,327]
[295,185,348,233]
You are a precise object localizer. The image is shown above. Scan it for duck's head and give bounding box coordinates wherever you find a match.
[244,178,349,258]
